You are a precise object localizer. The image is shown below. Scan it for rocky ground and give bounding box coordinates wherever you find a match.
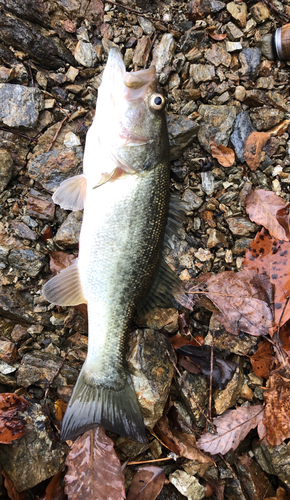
[1,0,290,498]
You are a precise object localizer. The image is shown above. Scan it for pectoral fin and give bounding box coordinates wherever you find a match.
[52,174,87,211]
[42,259,87,306]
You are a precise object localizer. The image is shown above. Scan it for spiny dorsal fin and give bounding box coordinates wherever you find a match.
[52,174,87,211]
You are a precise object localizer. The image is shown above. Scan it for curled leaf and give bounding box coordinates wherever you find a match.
[210,134,235,167]
[250,341,274,379]
[244,131,271,171]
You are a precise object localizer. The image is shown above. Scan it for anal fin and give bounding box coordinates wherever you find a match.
[42,259,87,306]
[52,174,86,211]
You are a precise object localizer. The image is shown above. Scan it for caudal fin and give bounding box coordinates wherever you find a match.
[60,367,146,443]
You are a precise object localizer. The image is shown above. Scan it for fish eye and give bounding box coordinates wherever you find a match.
[149,93,166,111]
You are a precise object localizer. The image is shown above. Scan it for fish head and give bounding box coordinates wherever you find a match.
[89,48,169,179]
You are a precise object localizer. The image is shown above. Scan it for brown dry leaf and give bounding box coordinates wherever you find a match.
[0,393,28,444]
[263,374,290,446]
[276,203,290,240]
[245,189,288,241]
[65,428,125,500]
[244,131,271,171]
[208,32,227,40]
[280,323,290,355]
[153,415,181,455]
[2,470,26,500]
[243,228,290,327]
[49,251,76,275]
[170,334,201,349]
[193,269,273,336]
[250,341,274,378]
[210,134,235,167]
[46,468,66,500]
[126,466,165,500]
[264,487,288,500]
[197,405,264,455]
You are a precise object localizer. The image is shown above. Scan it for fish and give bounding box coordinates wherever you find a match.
[42,48,186,443]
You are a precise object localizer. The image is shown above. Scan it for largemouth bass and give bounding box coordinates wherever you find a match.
[43,48,184,443]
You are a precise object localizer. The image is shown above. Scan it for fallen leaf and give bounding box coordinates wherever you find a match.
[210,134,235,167]
[170,334,201,349]
[264,487,288,500]
[153,415,181,455]
[243,228,290,327]
[280,322,290,355]
[54,400,67,421]
[2,470,26,500]
[245,189,288,241]
[188,270,274,336]
[46,468,66,500]
[49,251,76,275]
[0,393,28,444]
[263,374,290,446]
[197,405,264,455]
[176,345,237,390]
[250,340,274,378]
[244,131,271,171]
[276,203,290,240]
[127,466,165,500]
[208,32,227,41]
[65,428,125,500]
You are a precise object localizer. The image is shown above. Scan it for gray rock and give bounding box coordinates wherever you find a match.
[10,221,37,241]
[239,48,262,77]
[8,248,47,277]
[74,41,97,67]
[28,147,83,193]
[226,217,258,236]
[250,107,285,131]
[126,329,174,429]
[152,34,176,73]
[138,16,155,36]
[0,400,66,492]
[189,63,215,83]
[0,285,51,326]
[169,470,205,500]
[182,189,203,210]
[0,84,43,128]
[17,351,79,389]
[167,113,199,160]
[254,443,290,487]
[198,104,237,153]
[210,0,226,12]
[226,21,244,41]
[54,211,83,248]
[0,150,13,191]
[230,111,255,163]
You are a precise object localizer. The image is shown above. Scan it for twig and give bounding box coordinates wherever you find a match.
[166,348,215,431]
[127,456,173,465]
[105,0,153,20]
[47,115,69,152]
[208,332,215,426]
[143,32,158,69]
[0,127,40,143]
[261,0,290,23]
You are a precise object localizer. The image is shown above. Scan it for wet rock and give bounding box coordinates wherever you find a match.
[230,111,255,163]
[167,113,199,160]
[126,329,174,429]
[205,44,231,67]
[227,1,247,27]
[250,108,285,132]
[135,307,179,334]
[226,217,258,236]
[198,105,237,153]
[54,211,83,248]
[233,237,254,255]
[0,150,13,191]
[207,228,229,248]
[265,90,288,112]
[239,48,262,77]
[138,17,154,36]
[260,443,290,487]
[235,454,275,499]
[26,189,55,221]
[28,147,83,193]
[205,317,259,356]
[10,221,37,241]
[74,41,97,67]
[115,436,149,459]
[17,351,79,389]
[0,400,66,492]
[225,22,243,41]
[189,63,215,84]
[214,357,243,414]
[169,470,204,500]
[0,84,43,128]
[182,189,203,210]
[8,248,47,278]
[0,340,17,363]
[152,34,176,74]
[133,36,151,67]
[178,373,208,427]
[250,2,270,23]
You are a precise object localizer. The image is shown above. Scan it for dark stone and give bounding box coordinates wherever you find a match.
[239,48,262,77]
[167,113,199,160]
[0,84,43,128]
[230,111,255,163]
[10,221,37,241]
[8,248,47,277]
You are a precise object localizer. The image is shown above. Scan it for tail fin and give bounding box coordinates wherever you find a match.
[60,367,146,443]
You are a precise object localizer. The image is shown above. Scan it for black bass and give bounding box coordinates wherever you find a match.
[43,48,184,443]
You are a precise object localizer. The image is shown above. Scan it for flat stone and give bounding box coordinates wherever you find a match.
[226,41,242,52]
[0,84,43,128]
[198,104,237,153]
[214,357,243,414]
[8,247,47,278]
[0,340,17,363]
[227,217,258,236]
[11,324,29,343]
[17,351,79,389]
[135,307,179,334]
[182,189,203,210]
[74,41,97,67]
[26,189,55,221]
[169,470,205,500]
[126,329,174,429]
[189,63,215,84]
[250,107,285,132]
[64,132,81,148]
[230,111,255,163]
[250,2,270,23]
[0,285,51,326]
[0,150,12,191]
[152,33,176,74]
[133,36,151,67]
[265,90,288,111]
[28,148,83,193]
[225,22,244,41]
[138,16,154,36]
[185,47,203,62]
[227,1,247,27]
[0,400,66,492]
[10,221,37,241]
[239,48,262,77]
[54,211,83,248]
[167,113,199,160]
[205,44,231,67]
[256,76,275,89]
[207,228,229,248]
[194,248,212,262]
[178,373,209,427]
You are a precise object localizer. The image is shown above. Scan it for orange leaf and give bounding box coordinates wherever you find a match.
[54,400,67,421]
[244,131,271,171]
[263,374,290,445]
[245,189,288,241]
[208,32,227,41]
[250,341,274,378]
[0,393,29,444]
[210,134,235,167]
